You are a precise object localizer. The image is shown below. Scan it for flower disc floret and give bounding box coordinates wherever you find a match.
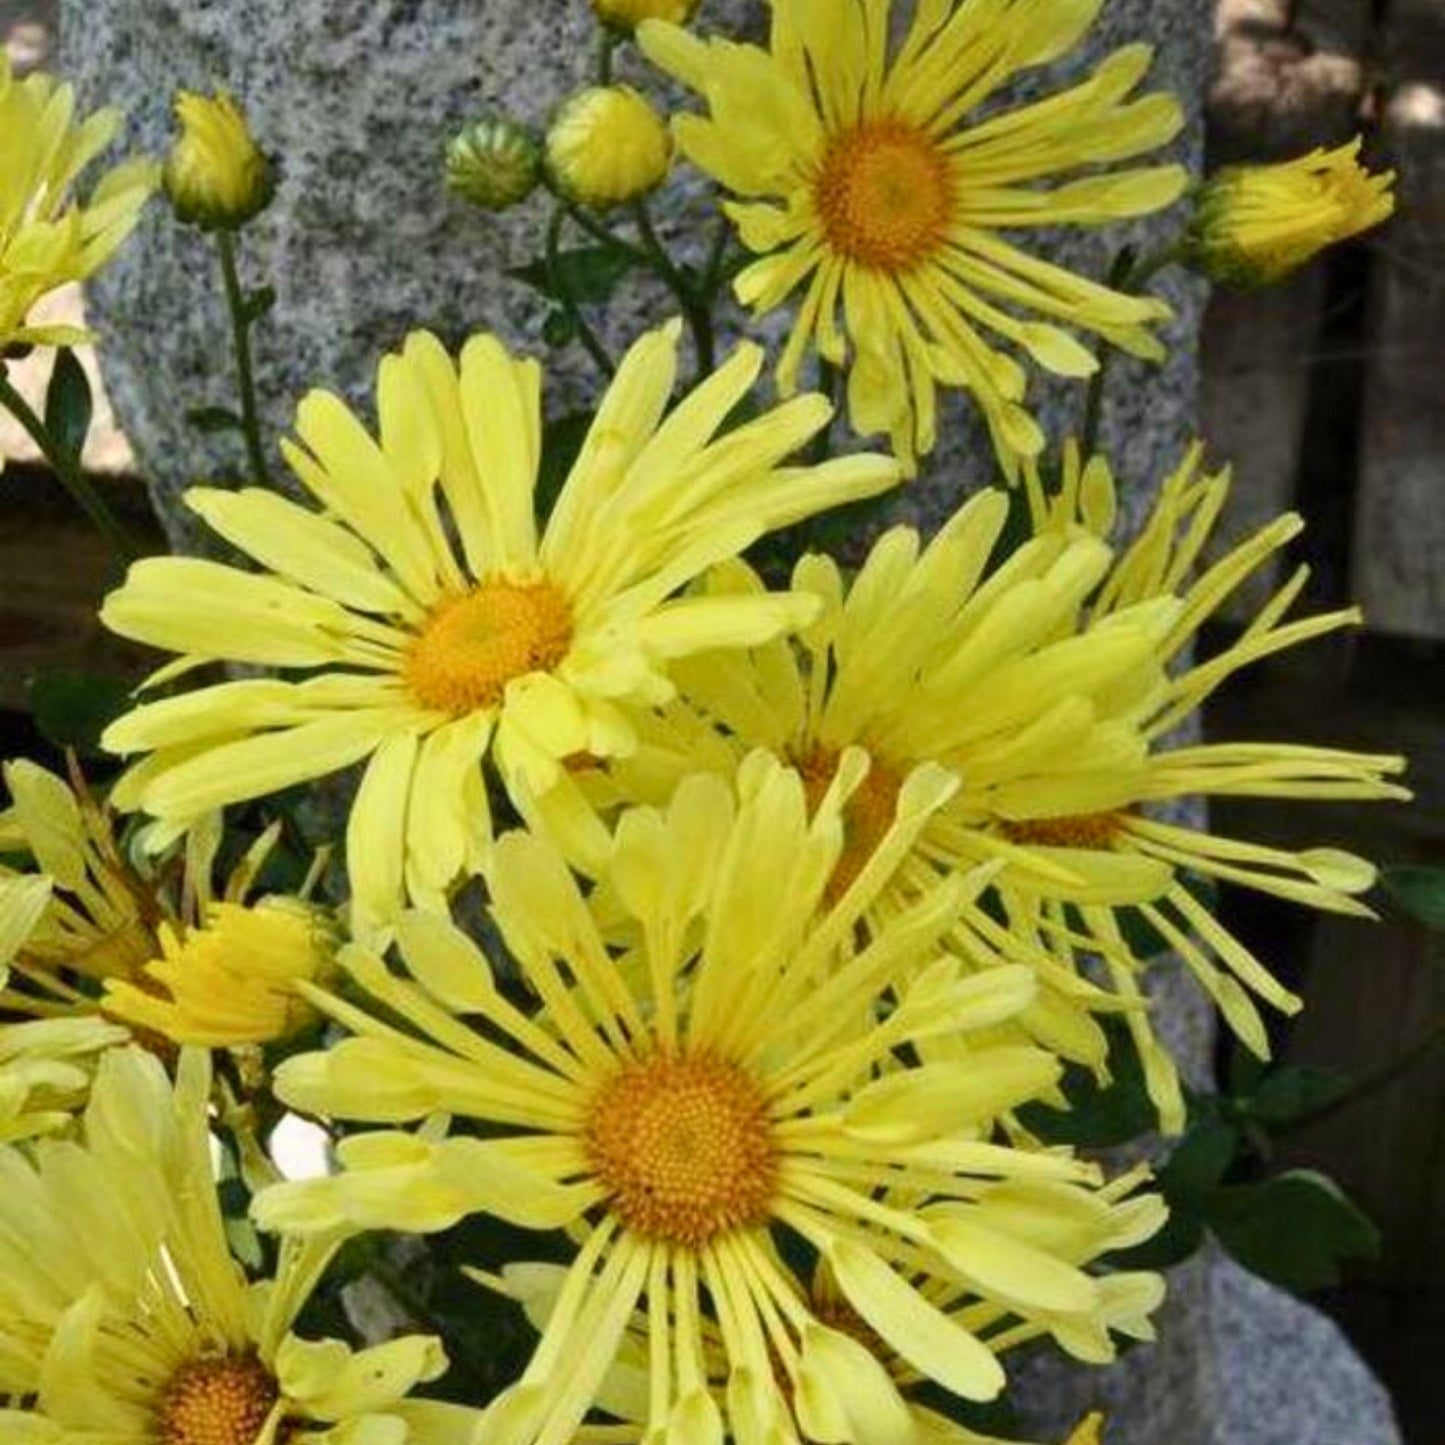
[158,1354,279,1445]
[586,1051,777,1246]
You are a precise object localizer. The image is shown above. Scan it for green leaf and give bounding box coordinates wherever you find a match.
[1207,1169,1380,1291]
[242,285,277,324]
[511,243,638,303]
[1246,1065,1351,1127]
[43,348,93,463]
[1159,1107,1238,1200]
[28,670,133,754]
[541,308,576,348]
[186,404,245,434]
[1016,1022,1157,1149]
[1382,865,1445,932]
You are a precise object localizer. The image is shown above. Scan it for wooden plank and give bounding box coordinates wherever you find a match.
[1353,0,1445,639]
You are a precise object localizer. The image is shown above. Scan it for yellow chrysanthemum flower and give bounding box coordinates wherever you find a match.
[0,761,332,1134]
[0,1046,479,1443]
[100,321,901,937]
[568,450,1407,1131]
[0,51,158,349]
[164,89,274,229]
[640,0,1187,473]
[552,490,1173,1073]
[546,86,673,207]
[254,758,1164,1445]
[102,898,335,1047]
[591,0,699,32]
[995,444,1409,1125]
[486,1168,1158,1442]
[1187,137,1395,287]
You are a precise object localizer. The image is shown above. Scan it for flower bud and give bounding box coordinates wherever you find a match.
[546,85,672,209]
[1186,137,1395,287]
[164,90,274,230]
[589,0,700,29]
[446,116,542,212]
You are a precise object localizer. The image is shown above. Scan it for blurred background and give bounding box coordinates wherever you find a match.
[1,0,1441,1437]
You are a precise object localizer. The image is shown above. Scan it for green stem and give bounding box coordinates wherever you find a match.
[560,196,649,265]
[546,203,616,377]
[596,27,617,84]
[215,228,272,486]
[1079,239,1186,459]
[632,199,715,378]
[701,211,734,298]
[0,367,138,562]
[1282,1014,1445,1135]
[809,357,840,463]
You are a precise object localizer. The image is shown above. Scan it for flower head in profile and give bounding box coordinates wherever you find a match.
[255,757,1164,1445]
[546,85,673,208]
[989,444,1409,1126]
[641,0,1187,473]
[164,88,275,229]
[102,896,335,1047]
[0,759,332,1134]
[1187,137,1395,287]
[0,51,157,349]
[0,1046,476,1443]
[100,321,901,936]
[590,0,699,32]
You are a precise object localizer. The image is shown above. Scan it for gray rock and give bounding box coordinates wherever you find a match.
[59,2,1398,1442]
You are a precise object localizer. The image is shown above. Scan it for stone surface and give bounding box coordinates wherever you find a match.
[57,2,1399,1442]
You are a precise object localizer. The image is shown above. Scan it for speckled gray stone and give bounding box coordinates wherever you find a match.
[60,3,1398,1442]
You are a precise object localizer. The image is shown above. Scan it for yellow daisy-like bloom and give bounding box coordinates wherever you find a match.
[254,758,1165,1445]
[100,321,901,937]
[164,89,275,230]
[102,898,334,1047]
[1,760,332,1124]
[640,0,1187,473]
[546,86,673,208]
[992,444,1409,1126]
[488,1167,1158,1442]
[0,51,158,349]
[0,1046,479,1443]
[572,450,1407,1131]
[1188,137,1395,287]
[555,490,1174,1075]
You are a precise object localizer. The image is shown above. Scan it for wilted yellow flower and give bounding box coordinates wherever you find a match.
[0,52,157,349]
[447,115,541,211]
[255,759,1165,1445]
[642,0,1186,474]
[100,322,900,937]
[591,0,699,30]
[0,1046,476,1442]
[165,89,274,229]
[1188,137,1395,286]
[102,898,334,1047]
[546,85,672,207]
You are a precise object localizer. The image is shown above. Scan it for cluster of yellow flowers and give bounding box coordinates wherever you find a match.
[0,0,1405,1442]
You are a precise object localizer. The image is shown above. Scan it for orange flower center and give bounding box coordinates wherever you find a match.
[793,745,903,904]
[999,813,1123,850]
[585,1051,778,1247]
[404,578,573,715]
[157,1354,279,1445]
[814,119,954,272]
